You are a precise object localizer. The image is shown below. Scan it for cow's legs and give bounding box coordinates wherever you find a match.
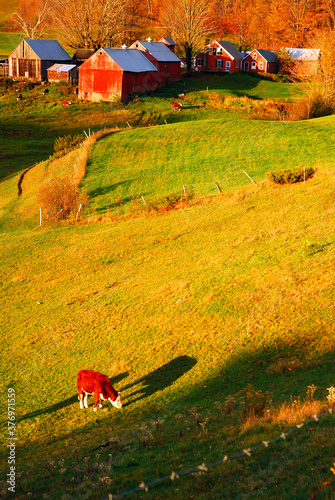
[83,392,89,408]
[93,393,100,411]
[78,392,84,409]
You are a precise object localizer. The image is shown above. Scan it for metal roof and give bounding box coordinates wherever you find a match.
[158,37,177,46]
[24,39,72,61]
[217,41,243,60]
[284,48,320,61]
[135,41,181,62]
[103,48,158,72]
[255,50,278,63]
[47,64,77,72]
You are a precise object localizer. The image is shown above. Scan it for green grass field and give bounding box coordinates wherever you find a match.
[0,32,22,58]
[1,73,335,499]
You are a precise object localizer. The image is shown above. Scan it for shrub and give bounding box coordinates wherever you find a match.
[147,190,194,211]
[267,166,315,184]
[290,92,334,120]
[38,176,89,221]
[52,134,85,159]
[242,384,271,421]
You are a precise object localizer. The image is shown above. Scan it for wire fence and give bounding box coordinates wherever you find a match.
[103,406,334,500]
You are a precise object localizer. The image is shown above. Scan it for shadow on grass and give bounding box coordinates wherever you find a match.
[122,355,197,406]
[87,179,133,199]
[17,371,129,422]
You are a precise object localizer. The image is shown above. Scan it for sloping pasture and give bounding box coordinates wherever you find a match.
[1,113,335,498]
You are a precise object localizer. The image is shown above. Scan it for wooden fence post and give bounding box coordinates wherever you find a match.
[242,170,258,186]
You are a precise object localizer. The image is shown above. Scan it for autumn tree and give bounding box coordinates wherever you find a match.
[50,0,128,49]
[10,0,51,39]
[162,0,212,76]
[309,30,335,103]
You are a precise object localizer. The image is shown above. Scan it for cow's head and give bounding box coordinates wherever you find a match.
[110,391,122,409]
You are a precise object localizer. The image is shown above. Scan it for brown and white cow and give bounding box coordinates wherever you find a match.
[172,102,182,111]
[77,370,122,411]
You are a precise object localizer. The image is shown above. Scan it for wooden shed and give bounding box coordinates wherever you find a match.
[47,63,78,83]
[129,39,181,84]
[73,48,95,66]
[78,48,159,102]
[8,39,72,80]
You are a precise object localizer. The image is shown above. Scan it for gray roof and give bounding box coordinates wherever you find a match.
[159,37,177,46]
[217,41,243,59]
[283,48,320,61]
[103,48,158,72]
[136,41,181,62]
[24,39,72,61]
[256,50,278,63]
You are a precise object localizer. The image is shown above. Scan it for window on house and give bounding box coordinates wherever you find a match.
[217,49,222,55]
[196,59,203,66]
[251,61,256,69]
[252,52,257,60]
[259,61,263,70]
[225,60,231,70]
[216,60,223,68]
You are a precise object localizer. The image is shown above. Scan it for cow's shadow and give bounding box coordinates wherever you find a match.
[17,371,129,421]
[121,355,197,406]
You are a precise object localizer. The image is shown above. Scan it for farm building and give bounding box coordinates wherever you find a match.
[195,41,243,73]
[8,39,72,80]
[73,48,95,66]
[129,39,181,84]
[78,48,159,102]
[283,48,320,76]
[242,49,278,74]
[47,64,78,83]
[157,37,177,53]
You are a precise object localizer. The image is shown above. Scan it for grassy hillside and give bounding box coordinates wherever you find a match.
[1,158,335,499]
[0,32,22,58]
[0,73,304,182]
[83,115,334,216]
[1,75,335,499]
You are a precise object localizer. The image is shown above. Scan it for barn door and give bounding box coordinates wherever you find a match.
[244,61,249,72]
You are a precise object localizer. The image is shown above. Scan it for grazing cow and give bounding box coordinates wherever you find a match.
[61,100,72,106]
[172,102,182,111]
[77,370,122,411]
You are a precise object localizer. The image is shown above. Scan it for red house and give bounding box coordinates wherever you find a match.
[78,48,159,102]
[195,41,243,73]
[242,49,278,74]
[129,38,181,84]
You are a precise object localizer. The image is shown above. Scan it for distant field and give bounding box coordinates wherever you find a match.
[0,32,22,58]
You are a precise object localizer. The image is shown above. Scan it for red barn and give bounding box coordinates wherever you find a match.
[157,37,177,53]
[78,48,159,102]
[195,41,243,73]
[129,39,181,84]
[242,49,278,74]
